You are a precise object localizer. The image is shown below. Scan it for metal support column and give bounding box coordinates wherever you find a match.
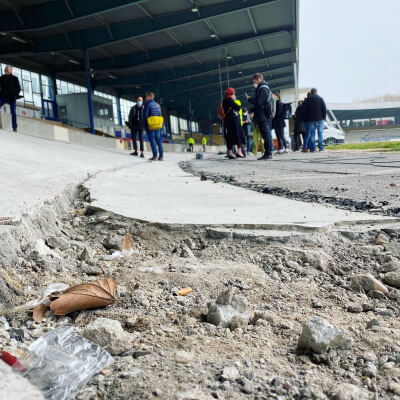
[293,62,299,108]
[188,99,193,138]
[50,73,59,121]
[84,49,95,134]
[116,96,122,126]
[208,110,213,145]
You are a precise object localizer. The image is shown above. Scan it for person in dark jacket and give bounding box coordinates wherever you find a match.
[246,73,272,160]
[144,92,164,161]
[128,96,145,158]
[303,88,327,152]
[0,65,21,132]
[222,87,244,159]
[272,91,287,153]
[293,100,306,151]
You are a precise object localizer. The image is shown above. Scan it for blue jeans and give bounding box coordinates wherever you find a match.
[147,129,163,158]
[0,98,17,130]
[305,120,324,151]
[268,119,274,152]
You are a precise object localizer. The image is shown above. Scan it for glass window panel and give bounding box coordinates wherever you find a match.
[31,72,40,93]
[22,69,30,81]
[33,93,42,107]
[23,80,33,102]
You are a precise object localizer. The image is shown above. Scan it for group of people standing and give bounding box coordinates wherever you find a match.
[221,72,328,159]
[127,92,164,161]
[293,88,327,153]
[222,73,289,160]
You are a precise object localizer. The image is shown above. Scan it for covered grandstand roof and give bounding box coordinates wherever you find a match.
[0,0,299,120]
[329,102,400,121]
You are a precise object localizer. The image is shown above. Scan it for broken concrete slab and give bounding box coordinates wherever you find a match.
[87,156,397,229]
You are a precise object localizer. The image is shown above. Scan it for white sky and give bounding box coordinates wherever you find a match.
[299,0,400,103]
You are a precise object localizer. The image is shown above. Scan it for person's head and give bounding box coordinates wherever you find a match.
[252,73,263,87]
[273,91,280,100]
[307,92,311,98]
[5,65,12,75]
[298,100,304,105]
[136,96,143,106]
[224,87,235,99]
[243,107,248,114]
[311,88,318,95]
[145,92,155,102]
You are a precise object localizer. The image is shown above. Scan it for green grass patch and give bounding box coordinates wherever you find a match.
[326,141,400,151]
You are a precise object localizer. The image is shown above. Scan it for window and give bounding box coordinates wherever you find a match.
[120,98,135,125]
[56,79,86,95]
[179,118,188,131]
[170,115,179,134]
[41,75,53,100]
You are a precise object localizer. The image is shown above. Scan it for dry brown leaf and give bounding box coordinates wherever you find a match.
[120,233,134,252]
[178,287,193,296]
[50,277,118,316]
[33,303,49,323]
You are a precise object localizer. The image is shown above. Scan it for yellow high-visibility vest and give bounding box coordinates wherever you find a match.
[235,99,243,126]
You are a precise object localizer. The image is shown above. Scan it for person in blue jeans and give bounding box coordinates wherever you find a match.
[0,65,21,132]
[144,92,164,161]
[305,120,325,152]
[303,88,327,152]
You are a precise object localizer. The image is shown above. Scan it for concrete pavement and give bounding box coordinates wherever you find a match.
[0,130,135,219]
[87,154,394,228]
[0,130,396,230]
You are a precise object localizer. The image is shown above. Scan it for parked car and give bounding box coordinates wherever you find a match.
[322,123,345,145]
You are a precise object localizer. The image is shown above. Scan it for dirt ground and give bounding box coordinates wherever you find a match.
[1,174,400,400]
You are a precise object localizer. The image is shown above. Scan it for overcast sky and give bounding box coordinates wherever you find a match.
[299,0,400,103]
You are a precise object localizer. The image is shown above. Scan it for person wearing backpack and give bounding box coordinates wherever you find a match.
[246,73,273,160]
[222,87,244,159]
[144,92,164,161]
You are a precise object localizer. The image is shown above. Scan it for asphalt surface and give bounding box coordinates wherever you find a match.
[184,151,400,216]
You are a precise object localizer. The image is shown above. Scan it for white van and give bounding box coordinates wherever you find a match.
[322,109,345,145]
[322,123,345,145]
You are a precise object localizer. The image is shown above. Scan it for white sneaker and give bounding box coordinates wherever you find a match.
[284,149,289,153]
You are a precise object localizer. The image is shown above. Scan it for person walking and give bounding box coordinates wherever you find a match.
[293,100,306,151]
[272,91,288,153]
[0,65,21,132]
[144,92,164,161]
[246,73,273,160]
[202,136,207,152]
[222,87,244,159]
[187,136,195,152]
[127,96,145,158]
[303,88,327,152]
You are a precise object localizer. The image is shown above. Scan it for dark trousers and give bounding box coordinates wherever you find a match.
[131,125,144,152]
[293,133,303,151]
[0,98,17,130]
[258,120,272,157]
[275,126,287,150]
